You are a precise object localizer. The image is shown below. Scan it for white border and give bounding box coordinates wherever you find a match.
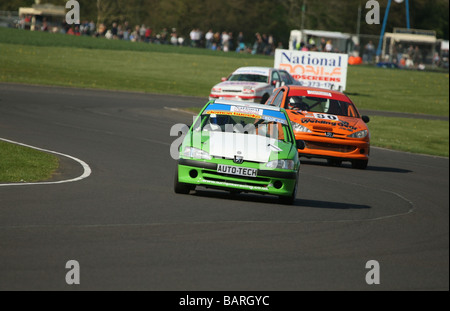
[0,138,92,187]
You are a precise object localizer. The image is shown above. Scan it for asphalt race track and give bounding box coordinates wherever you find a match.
[0,83,448,291]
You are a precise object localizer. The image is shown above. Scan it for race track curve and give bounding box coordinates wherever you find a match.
[0,83,448,290]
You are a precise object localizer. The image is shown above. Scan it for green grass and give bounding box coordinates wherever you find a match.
[0,43,272,97]
[368,117,449,157]
[347,65,449,116]
[0,140,59,182]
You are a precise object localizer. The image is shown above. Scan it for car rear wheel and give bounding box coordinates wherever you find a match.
[352,160,368,170]
[174,168,194,194]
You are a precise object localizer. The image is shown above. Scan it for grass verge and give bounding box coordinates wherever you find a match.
[0,140,59,183]
[347,65,449,116]
[368,117,449,157]
[0,43,272,97]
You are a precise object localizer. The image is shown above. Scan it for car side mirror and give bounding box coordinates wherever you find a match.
[362,116,370,123]
[221,77,227,82]
[296,140,306,150]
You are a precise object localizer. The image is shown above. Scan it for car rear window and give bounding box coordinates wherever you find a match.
[228,74,268,83]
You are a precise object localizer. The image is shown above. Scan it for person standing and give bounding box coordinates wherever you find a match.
[364,40,375,63]
[412,46,422,69]
[325,40,333,52]
[205,29,214,49]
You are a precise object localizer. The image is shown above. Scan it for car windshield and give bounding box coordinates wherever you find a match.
[228,74,268,83]
[284,96,360,118]
[193,104,293,143]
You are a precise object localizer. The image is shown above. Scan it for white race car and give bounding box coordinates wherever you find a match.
[209,67,301,105]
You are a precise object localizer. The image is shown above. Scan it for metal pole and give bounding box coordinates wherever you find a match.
[356,2,362,38]
[405,0,410,29]
[376,0,392,56]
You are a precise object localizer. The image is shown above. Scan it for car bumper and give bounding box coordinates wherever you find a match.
[177,158,297,196]
[295,134,370,160]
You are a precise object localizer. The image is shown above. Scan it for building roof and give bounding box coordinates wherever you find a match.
[19,4,65,16]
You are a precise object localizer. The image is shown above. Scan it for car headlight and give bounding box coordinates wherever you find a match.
[243,88,255,94]
[212,87,222,93]
[266,159,295,170]
[347,130,368,138]
[183,147,212,160]
[291,121,312,133]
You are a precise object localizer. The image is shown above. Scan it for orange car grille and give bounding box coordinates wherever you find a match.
[305,141,357,153]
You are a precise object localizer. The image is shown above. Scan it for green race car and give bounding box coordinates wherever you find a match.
[174,99,304,205]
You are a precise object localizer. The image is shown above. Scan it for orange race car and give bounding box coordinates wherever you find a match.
[265,85,370,169]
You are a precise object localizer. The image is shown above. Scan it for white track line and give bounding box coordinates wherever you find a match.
[0,138,92,187]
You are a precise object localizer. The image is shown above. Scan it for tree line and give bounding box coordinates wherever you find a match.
[2,0,448,45]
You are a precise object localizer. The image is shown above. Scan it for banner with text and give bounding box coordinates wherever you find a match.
[274,49,349,91]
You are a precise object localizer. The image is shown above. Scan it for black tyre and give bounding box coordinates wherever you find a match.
[174,168,194,194]
[279,179,298,205]
[229,190,242,195]
[352,159,368,170]
[327,159,342,167]
[261,94,270,105]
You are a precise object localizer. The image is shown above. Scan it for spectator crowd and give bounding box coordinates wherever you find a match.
[18,17,280,55]
[17,16,448,70]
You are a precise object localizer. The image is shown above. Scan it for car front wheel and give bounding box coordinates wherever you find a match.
[352,160,368,170]
[279,178,298,205]
[327,159,342,167]
[174,168,194,194]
